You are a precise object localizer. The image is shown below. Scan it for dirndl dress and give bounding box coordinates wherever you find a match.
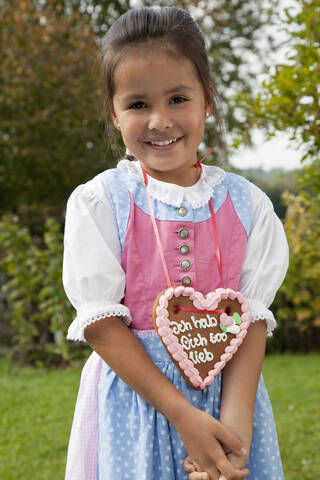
[63,160,288,479]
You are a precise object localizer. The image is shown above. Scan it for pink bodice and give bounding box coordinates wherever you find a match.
[122,192,247,330]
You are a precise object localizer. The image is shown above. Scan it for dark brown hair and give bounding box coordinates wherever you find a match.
[98,6,222,153]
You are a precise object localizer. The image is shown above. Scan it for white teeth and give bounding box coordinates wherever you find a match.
[150,138,177,146]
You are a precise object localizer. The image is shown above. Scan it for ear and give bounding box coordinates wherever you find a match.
[111,115,120,131]
[110,102,120,130]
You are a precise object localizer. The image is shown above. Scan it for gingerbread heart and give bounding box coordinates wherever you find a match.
[152,286,251,390]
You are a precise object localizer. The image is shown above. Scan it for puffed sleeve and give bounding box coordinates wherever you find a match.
[238,182,289,336]
[62,177,131,342]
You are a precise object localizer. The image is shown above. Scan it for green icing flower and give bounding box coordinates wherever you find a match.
[233,312,242,326]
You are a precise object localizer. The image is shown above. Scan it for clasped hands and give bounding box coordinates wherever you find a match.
[175,406,250,480]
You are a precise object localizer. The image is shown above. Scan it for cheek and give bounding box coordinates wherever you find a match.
[122,117,144,140]
[180,105,205,131]
[186,115,205,141]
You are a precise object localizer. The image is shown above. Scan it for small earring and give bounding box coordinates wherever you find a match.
[206,112,210,118]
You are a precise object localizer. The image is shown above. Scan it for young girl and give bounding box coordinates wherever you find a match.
[63,6,288,480]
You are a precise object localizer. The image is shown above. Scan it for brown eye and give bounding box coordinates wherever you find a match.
[171,96,187,104]
[129,101,147,109]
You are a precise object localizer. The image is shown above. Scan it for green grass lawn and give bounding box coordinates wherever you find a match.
[0,353,319,479]
[0,358,81,480]
[263,353,320,479]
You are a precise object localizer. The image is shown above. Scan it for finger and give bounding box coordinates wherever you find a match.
[226,451,249,471]
[189,472,209,480]
[215,451,250,480]
[218,476,249,480]
[184,456,196,473]
[205,463,220,480]
[216,458,250,480]
[216,425,247,457]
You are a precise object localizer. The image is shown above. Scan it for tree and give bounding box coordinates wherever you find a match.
[237,0,320,345]
[237,0,320,192]
[0,0,107,216]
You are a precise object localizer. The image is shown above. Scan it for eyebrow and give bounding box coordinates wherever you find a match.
[122,85,193,102]
[165,85,193,94]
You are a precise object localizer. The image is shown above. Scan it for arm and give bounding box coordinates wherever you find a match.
[184,321,266,479]
[219,182,289,469]
[220,320,267,463]
[185,183,289,478]
[84,316,189,420]
[85,316,249,480]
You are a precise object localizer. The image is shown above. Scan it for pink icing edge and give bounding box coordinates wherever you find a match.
[203,305,251,388]
[155,286,251,389]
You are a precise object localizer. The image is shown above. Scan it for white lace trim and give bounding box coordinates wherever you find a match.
[247,298,277,337]
[67,304,132,342]
[119,159,226,208]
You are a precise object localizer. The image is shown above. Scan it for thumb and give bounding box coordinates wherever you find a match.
[216,424,247,457]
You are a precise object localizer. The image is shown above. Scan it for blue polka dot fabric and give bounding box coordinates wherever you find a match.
[101,169,131,252]
[224,173,252,236]
[97,336,284,479]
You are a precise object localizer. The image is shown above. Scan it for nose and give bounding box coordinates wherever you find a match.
[148,106,173,131]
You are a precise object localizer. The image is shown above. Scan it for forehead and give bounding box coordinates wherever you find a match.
[113,47,204,100]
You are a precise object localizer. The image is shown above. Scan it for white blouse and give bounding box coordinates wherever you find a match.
[63,160,289,341]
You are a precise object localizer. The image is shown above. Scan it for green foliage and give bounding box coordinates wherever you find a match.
[272,191,320,342]
[0,0,112,216]
[235,0,320,189]
[234,0,320,349]
[257,1,320,166]
[239,168,298,219]
[0,214,76,364]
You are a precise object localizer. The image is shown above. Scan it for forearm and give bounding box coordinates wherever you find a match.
[220,320,267,448]
[84,316,191,425]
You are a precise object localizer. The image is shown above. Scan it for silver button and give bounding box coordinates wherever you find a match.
[179,244,190,255]
[177,206,188,217]
[178,228,189,239]
[181,276,192,286]
[180,259,191,271]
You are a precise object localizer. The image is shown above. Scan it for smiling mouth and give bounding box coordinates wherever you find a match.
[145,137,182,149]
[149,138,177,146]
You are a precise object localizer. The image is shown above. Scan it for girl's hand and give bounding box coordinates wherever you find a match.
[184,451,250,480]
[225,451,249,472]
[184,456,210,479]
[174,405,249,480]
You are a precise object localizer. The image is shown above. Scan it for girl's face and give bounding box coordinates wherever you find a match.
[111,48,212,186]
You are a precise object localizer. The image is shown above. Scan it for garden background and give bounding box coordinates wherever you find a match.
[0,0,319,478]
